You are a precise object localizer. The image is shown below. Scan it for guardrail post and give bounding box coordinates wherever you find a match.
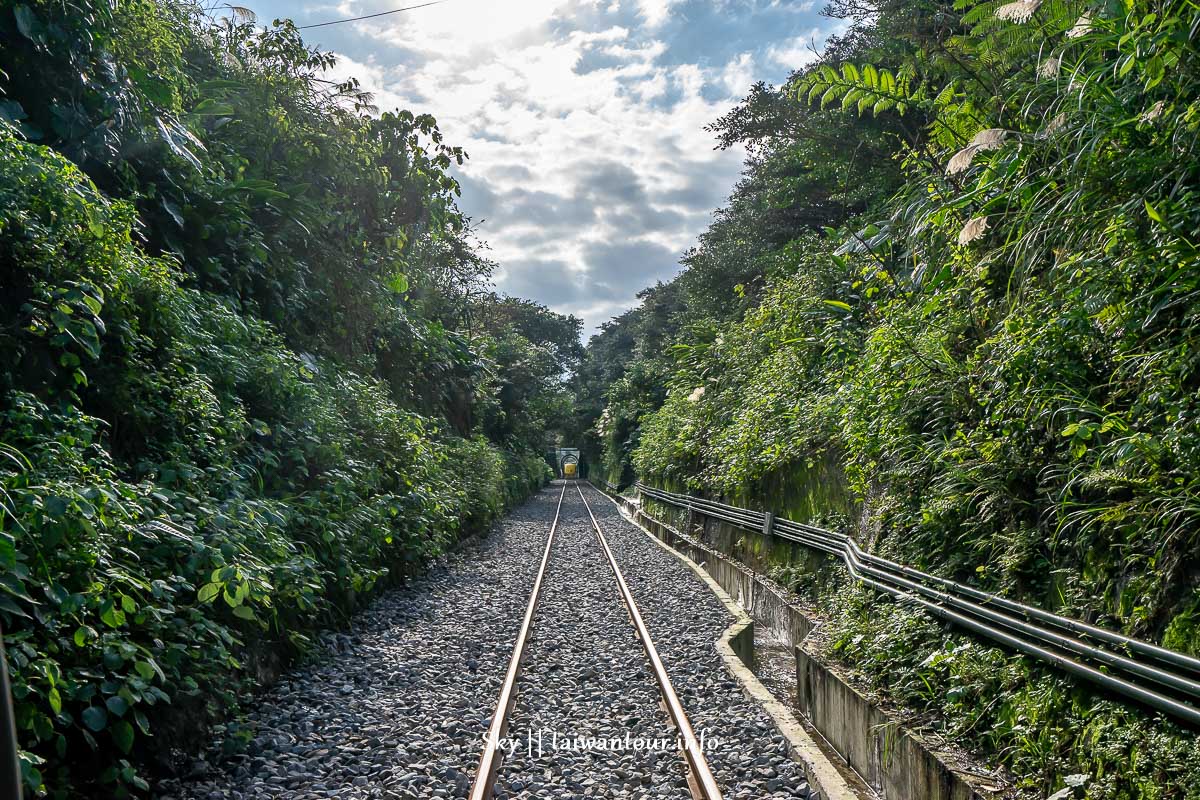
[635,481,1200,727]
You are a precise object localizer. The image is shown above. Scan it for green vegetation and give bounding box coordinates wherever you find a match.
[577,0,1200,796]
[0,2,575,796]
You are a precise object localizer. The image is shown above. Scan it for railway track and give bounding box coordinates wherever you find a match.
[470,481,723,800]
[163,484,811,799]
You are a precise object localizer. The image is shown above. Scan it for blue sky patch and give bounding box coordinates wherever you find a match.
[238,0,837,336]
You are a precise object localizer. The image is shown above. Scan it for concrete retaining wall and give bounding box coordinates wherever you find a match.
[795,649,998,800]
[596,490,861,800]
[619,491,1006,800]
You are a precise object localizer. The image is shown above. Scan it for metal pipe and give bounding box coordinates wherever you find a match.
[839,542,1200,699]
[646,483,1200,676]
[772,505,1200,676]
[635,482,1200,727]
[853,545,1200,676]
[640,488,763,530]
[766,517,1200,696]
[847,563,1200,727]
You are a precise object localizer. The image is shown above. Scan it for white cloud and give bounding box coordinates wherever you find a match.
[719,51,757,94]
[767,21,848,70]
[367,0,568,49]
[633,0,683,28]
[289,0,837,335]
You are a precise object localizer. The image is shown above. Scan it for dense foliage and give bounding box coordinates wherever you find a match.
[579,0,1200,795]
[0,2,574,796]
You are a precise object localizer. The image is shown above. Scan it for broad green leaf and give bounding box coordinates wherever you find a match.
[188,99,236,116]
[111,720,134,754]
[0,533,15,570]
[0,595,28,618]
[85,209,105,240]
[13,5,38,40]
[81,706,107,732]
[99,602,124,629]
[81,294,103,316]
[387,273,409,294]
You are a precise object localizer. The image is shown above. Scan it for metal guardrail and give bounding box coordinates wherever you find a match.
[634,482,1200,728]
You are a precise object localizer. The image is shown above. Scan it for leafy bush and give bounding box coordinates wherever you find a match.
[0,3,568,796]
[593,0,1200,795]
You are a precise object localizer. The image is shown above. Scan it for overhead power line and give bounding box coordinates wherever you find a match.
[298,0,448,29]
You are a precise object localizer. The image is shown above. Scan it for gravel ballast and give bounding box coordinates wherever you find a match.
[574,483,810,800]
[156,489,560,800]
[156,482,812,799]
[493,507,683,798]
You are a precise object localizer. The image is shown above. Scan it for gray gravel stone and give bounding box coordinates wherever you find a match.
[571,483,810,799]
[157,489,560,800]
[155,483,812,799]
[493,510,682,799]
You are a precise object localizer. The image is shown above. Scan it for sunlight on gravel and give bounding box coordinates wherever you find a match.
[156,484,811,799]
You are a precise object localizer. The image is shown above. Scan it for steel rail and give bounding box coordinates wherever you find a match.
[575,484,724,800]
[469,482,568,800]
[633,482,1200,727]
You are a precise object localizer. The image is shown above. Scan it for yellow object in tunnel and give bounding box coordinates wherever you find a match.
[563,462,577,478]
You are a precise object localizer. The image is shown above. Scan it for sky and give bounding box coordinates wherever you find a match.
[241,0,841,336]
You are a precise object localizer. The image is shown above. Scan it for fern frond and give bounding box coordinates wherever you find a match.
[793,62,924,118]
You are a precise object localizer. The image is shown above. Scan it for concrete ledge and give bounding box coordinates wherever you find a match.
[589,485,863,800]
[610,488,1008,800]
[795,649,1004,800]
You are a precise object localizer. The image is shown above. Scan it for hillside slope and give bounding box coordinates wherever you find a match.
[574,1,1200,796]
